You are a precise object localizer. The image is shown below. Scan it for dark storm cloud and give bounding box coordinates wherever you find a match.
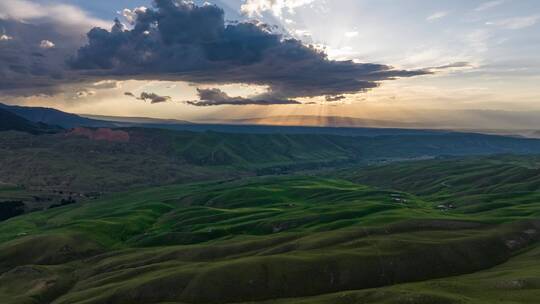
[1,0,428,102]
[68,0,429,102]
[187,88,300,106]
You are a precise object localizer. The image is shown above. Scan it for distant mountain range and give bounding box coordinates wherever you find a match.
[0,103,444,137]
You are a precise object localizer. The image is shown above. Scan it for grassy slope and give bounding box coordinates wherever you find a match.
[339,155,540,223]
[248,244,540,304]
[0,165,539,303]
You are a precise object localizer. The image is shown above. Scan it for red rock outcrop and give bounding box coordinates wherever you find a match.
[66,127,130,142]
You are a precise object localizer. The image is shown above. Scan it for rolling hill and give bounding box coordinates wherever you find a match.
[0,156,539,303]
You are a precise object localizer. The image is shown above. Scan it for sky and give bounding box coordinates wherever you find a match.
[0,0,539,130]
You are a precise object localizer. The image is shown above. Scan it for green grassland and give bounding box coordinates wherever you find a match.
[0,155,539,304]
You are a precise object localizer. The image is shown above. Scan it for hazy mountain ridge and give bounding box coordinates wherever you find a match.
[0,103,450,137]
[0,108,61,134]
[0,103,117,128]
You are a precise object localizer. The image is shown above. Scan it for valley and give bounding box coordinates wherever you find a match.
[0,106,539,304]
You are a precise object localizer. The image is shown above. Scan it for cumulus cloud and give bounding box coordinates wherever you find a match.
[39,40,55,49]
[68,0,427,102]
[188,88,300,106]
[126,92,172,104]
[140,92,171,103]
[241,0,316,17]
[120,7,148,25]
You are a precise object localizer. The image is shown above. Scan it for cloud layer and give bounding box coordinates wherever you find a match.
[0,18,73,94]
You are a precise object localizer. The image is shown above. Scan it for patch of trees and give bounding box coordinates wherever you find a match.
[256,159,356,176]
[0,200,25,221]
